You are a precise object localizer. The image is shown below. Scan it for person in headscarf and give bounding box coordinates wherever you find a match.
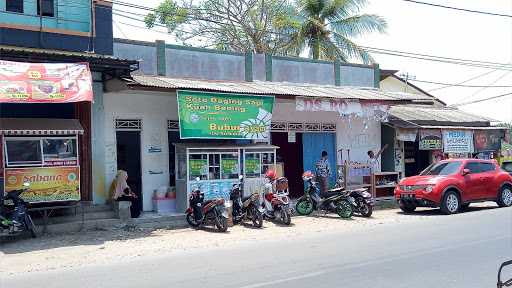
[112,170,140,218]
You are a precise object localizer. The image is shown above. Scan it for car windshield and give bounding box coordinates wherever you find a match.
[420,161,462,176]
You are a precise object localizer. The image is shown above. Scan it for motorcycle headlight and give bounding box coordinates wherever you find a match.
[362,192,372,198]
[425,185,434,193]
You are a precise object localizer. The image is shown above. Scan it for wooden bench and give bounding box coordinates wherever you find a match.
[29,202,83,234]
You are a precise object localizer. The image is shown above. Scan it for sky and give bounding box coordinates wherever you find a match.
[112,0,512,123]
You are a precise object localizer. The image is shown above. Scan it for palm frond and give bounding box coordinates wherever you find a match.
[331,31,375,64]
[329,14,387,38]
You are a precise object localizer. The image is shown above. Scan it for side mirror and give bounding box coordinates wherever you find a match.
[462,169,471,176]
[239,175,244,180]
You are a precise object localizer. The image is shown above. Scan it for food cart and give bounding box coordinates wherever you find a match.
[1,118,83,204]
[174,143,277,212]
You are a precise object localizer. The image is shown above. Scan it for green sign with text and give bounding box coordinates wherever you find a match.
[177,90,274,139]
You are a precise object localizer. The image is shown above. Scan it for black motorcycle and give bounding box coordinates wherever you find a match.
[185,179,229,232]
[498,260,512,288]
[1,183,37,238]
[295,172,352,218]
[230,176,265,228]
[328,186,374,217]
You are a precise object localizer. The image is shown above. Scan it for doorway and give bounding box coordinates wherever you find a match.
[302,133,337,185]
[271,132,304,198]
[404,141,431,176]
[116,131,143,214]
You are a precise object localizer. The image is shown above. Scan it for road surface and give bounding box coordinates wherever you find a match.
[2,206,511,288]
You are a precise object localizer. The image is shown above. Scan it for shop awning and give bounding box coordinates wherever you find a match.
[388,105,493,128]
[0,118,84,135]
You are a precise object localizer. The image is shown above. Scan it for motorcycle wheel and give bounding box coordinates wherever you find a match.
[281,208,291,225]
[186,212,200,228]
[295,199,314,216]
[360,203,373,217]
[215,216,228,232]
[252,209,263,228]
[336,200,353,219]
[24,215,37,238]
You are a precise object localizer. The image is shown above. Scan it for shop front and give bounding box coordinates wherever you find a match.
[0,60,93,206]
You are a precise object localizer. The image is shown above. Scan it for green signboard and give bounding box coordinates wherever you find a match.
[221,158,239,175]
[245,159,261,174]
[189,159,208,176]
[177,90,275,139]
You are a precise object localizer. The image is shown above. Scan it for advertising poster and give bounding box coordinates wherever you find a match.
[419,129,442,150]
[189,159,208,176]
[221,158,239,175]
[4,167,80,203]
[474,130,503,152]
[0,60,93,103]
[245,158,261,175]
[189,180,235,201]
[177,90,274,139]
[443,130,474,153]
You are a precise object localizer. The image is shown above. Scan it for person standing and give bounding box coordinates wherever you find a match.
[367,144,389,172]
[315,151,331,196]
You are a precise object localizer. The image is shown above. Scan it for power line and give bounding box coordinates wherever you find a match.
[450,92,512,107]
[457,70,512,104]
[427,69,500,92]
[399,0,512,18]
[410,78,512,88]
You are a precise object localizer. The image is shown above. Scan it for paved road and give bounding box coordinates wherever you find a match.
[2,206,512,288]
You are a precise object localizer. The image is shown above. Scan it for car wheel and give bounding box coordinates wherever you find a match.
[441,191,460,215]
[497,186,512,208]
[399,201,416,213]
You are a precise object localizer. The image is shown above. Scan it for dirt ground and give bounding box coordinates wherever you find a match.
[0,206,489,277]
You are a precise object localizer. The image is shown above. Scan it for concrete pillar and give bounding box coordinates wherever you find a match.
[245,52,253,82]
[156,40,166,76]
[265,54,273,81]
[373,63,380,88]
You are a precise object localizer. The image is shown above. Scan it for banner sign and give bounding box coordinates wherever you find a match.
[419,129,442,150]
[296,97,389,121]
[177,90,274,139]
[4,166,80,203]
[443,130,474,153]
[0,60,93,103]
[221,158,239,175]
[189,159,208,176]
[396,128,418,142]
[474,130,503,152]
[189,180,236,201]
[245,159,261,175]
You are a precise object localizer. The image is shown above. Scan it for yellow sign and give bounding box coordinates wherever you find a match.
[4,167,80,203]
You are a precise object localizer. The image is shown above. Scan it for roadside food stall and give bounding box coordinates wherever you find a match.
[174,143,277,213]
[173,90,277,212]
[1,118,84,204]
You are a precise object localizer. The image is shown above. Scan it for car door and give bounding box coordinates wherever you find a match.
[462,161,484,201]
[479,162,498,199]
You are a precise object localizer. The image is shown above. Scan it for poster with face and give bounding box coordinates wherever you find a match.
[474,130,504,152]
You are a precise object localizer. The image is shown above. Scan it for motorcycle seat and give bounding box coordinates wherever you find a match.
[241,196,252,203]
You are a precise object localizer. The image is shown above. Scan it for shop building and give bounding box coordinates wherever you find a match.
[100,76,434,212]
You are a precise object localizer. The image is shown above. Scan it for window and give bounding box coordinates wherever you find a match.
[6,0,23,13]
[5,140,42,166]
[479,162,496,173]
[208,154,220,180]
[503,162,512,173]
[42,138,77,164]
[189,154,208,181]
[220,153,239,179]
[38,0,55,17]
[420,161,462,176]
[464,162,482,174]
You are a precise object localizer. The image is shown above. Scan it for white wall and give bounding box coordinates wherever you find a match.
[273,98,381,169]
[103,90,178,211]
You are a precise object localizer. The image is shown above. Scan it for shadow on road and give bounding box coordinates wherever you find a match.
[396,203,499,217]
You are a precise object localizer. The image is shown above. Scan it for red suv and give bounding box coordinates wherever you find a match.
[394,159,512,214]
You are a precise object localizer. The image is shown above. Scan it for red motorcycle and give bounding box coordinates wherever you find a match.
[263,177,292,225]
[186,181,228,232]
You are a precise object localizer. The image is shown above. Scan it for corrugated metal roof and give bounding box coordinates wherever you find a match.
[129,75,435,102]
[389,105,493,127]
[0,45,133,62]
[0,118,84,135]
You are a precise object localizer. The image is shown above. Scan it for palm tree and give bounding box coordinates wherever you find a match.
[287,0,387,63]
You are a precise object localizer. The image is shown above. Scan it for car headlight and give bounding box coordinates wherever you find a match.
[425,185,434,193]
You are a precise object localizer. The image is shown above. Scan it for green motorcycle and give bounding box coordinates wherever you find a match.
[295,171,353,219]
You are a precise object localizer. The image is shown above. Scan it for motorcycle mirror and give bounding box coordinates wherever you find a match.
[195,177,200,182]
[23,182,30,187]
[239,175,244,180]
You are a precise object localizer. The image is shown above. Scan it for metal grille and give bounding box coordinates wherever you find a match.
[288,122,304,131]
[115,119,142,130]
[271,122,287,131]
[321,123,336,132]
[168,120,179,131]
[304,123,321,132]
